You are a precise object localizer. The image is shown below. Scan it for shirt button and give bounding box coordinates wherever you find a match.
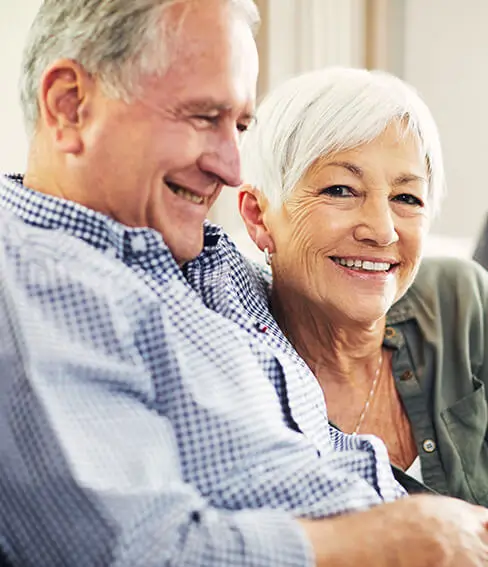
[400,370,414,381]
[422,439,436,453]
[131,234,147,254]
[384,327,396,339]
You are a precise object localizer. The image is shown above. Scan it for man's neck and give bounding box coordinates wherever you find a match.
[24,143,74,203]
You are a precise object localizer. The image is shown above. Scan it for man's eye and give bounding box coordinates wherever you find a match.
[320,185,354,197]
[194,115,219,126]
[393,193,424,206]
[237,123,249,133]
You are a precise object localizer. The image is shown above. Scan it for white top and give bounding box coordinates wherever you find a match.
[405,455,423,483]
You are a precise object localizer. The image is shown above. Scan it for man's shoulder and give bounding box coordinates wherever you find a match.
[189,227,271,318]
[217,231,271,297]
[216,230,270,278]
[0,207,150,303]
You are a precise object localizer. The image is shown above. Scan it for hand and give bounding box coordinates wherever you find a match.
[299,494,488,567]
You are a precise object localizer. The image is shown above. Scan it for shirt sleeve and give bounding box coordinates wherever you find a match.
[0,234,314,567]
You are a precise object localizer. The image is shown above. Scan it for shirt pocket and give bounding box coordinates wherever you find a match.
[441,376,488,503]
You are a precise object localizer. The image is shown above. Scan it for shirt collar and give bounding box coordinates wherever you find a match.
[0,174,223,264]
[386,291,416,325]
[201,219,224,250]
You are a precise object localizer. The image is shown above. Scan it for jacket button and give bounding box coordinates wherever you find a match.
[400,370,414,381]
[422,439,436,453]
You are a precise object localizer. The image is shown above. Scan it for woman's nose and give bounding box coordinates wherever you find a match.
[353,200,399,247]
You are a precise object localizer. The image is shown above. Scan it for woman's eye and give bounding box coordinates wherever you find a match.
[320,185,354,197]
[393,193,424,206]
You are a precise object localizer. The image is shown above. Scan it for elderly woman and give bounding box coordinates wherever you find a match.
[234,67,488,504]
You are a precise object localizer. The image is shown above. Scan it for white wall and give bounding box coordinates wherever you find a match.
[3,1,483,257]
[0,1,41,173]
[266,0,365,91]
[403,0,488,244]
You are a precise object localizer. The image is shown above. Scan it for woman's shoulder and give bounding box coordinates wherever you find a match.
[411,256,488,301]
[399,257,488,342]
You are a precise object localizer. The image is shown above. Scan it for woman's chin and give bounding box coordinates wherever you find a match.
[332,297,393,327]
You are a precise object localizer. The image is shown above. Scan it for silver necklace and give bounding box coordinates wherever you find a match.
[352,351,384,435]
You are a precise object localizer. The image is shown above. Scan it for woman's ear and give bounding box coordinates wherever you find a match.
[238,185,275,253]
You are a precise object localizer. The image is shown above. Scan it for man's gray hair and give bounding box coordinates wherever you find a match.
[20,0,260,135]
[240,67,445,216]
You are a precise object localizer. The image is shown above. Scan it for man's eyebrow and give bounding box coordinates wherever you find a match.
[180,99,231,113]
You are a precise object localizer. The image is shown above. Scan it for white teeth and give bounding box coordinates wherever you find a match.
[333,257,392,272]
[172,186,204,204]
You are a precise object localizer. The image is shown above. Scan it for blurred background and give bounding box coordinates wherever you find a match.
[1,0,487,262]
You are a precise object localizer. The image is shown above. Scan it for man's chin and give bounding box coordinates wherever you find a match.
[170,236,205,267]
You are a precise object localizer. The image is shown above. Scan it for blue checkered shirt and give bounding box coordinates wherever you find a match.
[0,174,404,567]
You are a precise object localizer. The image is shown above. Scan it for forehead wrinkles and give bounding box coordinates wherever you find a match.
[164,0,240,64]
[304,146,426,190]
[158,2,256,100]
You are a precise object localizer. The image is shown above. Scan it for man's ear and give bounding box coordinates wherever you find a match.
[238,184,276,254]
[38,59,94,154]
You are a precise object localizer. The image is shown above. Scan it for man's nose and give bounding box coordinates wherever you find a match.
[199,130,242,188]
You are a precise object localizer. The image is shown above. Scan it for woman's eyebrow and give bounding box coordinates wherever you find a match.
[326,161,364,178]
[392,173,428,186]
[321,162,428,187]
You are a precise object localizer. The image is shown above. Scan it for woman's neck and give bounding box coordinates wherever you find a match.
[271,284,386,387]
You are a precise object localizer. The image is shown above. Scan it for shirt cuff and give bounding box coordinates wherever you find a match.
[218,508,315,567]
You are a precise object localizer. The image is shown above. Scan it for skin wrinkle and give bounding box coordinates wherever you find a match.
[323,160,428,188]
[24,0,258,265]
[12,4,488,561]
[242,121,430,466]
[267,124,430,359]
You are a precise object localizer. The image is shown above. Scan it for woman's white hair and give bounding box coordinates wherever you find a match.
[20,0,259,136]
[240,67,445,216]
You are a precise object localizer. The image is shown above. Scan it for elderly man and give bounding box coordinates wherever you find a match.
[0,0,487,566]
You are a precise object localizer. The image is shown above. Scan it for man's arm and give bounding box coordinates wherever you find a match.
[0,234,313,567]
[3,225,488,567]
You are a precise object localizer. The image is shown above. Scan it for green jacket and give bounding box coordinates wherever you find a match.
[386,256,488,504]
